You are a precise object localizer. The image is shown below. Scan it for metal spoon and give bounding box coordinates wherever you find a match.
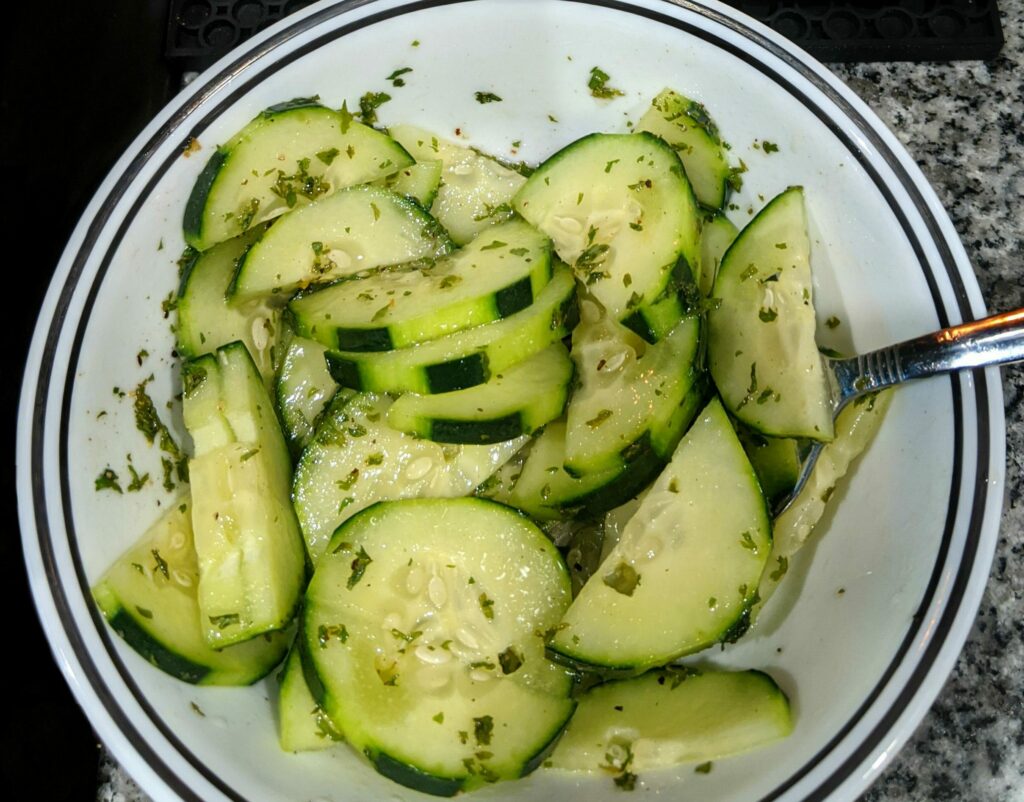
[774,307,1024,516]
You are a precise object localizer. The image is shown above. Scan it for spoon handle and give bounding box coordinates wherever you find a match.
[831,308,1024,407]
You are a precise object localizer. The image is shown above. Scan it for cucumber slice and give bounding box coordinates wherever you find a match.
[278,647,342,752]
[499,421,658,521]
[374,159,444,208]
[755,390,892,614]
[176,226,281,382]
[230,185,453,302]
[389,124,527,245]
[92,500,290,685]
[293,392,527,563]
[275,336,345,457]
[289,218,552,352]
[636,88,733,210]
[184,99,413,251]
[736,425,802,508]
[549,668,792,773]
[549,399,771,671]
[564,307,701,476]
[325,263,577,395]
[708,187,834,440]
[183,342,306,647]
[698,212,738,296]
[302,498,575,794]
[513,132,699,342]
[386,344,573,444]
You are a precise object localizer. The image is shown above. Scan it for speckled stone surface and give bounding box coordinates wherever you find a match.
[832,2,1024,800]
[96,2,1024,800]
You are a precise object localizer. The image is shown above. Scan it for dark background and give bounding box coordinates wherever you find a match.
[2,2,174,798]
[1,1,1006,799]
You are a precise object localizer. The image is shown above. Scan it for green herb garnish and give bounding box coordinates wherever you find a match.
[603,562,640,596]
[387,67,413,86]
[588,66,624,99]
[95,468,123,494]
[498,646,524,675]
[358,91,392,125]
[473,715,494,746]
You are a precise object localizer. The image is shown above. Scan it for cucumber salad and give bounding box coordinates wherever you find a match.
[92,88,890,795]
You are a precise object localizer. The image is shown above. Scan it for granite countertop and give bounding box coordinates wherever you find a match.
[834,2,1024,799]
[97,2,1024,800]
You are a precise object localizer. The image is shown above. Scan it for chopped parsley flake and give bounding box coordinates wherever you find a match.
[347,546,373,589]
[695,761,713,774]
[770,556,789,582]
[588,66,624,99]
[726,159,748,192]
[126,460,149,492]
[478,592,495,620]
[316,147,340,165]
[586,409,613,427]
[603,562,640,596]
[759,307,778,322]
[762,141,779,154]
[338,101,354,133]
[826,315,841,329]
[358,91,392,125]
[209,613,240,630]
[475,91,503,104]
[318,623,349,647]
[498,646,524,675]
[613,772,637,790]
[386,67,413,87]
[151,549,169,579]
[336,469,360,490]
[473,715,494,746]
[95,468,123,494]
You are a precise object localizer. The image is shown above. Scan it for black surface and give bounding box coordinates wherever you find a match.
[2,2,175,798]
[721,0,1004,62]
[165,0,1004,70]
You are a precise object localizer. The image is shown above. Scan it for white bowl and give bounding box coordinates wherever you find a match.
[17,1,1005,800]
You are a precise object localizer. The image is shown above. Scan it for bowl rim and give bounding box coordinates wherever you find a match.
[16,1,1004,800]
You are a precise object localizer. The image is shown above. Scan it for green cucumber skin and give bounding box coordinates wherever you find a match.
[493,276,535,318]
[301,498,576,795]
[333,326,395,353]
[545,594,757,677]
[424,354,490,394]
[429,413,525,445]
[565,444,664,518]
[183,149,227,247]
[620,255,697,344]
[324,278,579,396]
[327,274,543,354]
[369,752,463,798]
[105,607,211,685]
[387,345,573,444]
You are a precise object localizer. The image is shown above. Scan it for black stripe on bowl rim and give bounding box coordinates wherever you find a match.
[25,1,994,800]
